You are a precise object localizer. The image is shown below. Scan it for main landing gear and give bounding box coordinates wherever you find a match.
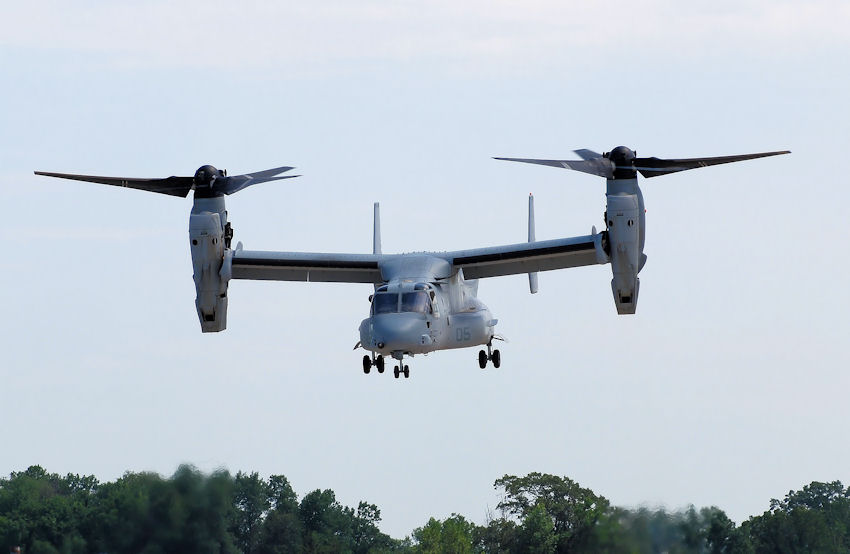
[362,354,385,374]
[478,340,501,369]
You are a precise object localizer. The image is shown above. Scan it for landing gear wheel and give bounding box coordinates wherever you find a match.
[478,350,487,369]
[492,349,501,368]
[362,355,372,374]
[403,365,410,378]
[393,366,400,379]
[376,355,385,373]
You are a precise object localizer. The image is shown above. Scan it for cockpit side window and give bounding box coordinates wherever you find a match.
[372,293,398,315]
[400,291,431,314]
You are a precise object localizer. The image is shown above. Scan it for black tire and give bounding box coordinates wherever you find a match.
[403,365,410,378]
[394,366,400,379]
[492,349,501,368]
[376,355,385,373]
[478,350,487,369]
[362,355,371,374]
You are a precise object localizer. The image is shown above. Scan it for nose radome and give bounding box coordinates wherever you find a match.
[372,313,425,349]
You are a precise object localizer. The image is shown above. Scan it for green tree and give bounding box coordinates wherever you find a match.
[413,517,443,552]
[258,474,304,553]
[583,504,742,554]
[352,501,396,553]
[0,466,91,552]
[268,474,299,513]
[494,472,609,552]
[700,506,744,554]
[231,471,271,553]
[517,503,556,553]
[742,481,850,553]
[299,488,356,552]
[257,509,304,553]
[472,516,518,553]
[412,514,474,553]
[89,465,237,553]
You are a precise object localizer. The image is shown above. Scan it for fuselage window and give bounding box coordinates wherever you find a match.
[400,291,431,314]
[372,293,399,315]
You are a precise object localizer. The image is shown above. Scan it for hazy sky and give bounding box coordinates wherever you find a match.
[2,0,849,538]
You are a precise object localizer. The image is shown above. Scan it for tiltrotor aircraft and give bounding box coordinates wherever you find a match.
[36,147,788,378]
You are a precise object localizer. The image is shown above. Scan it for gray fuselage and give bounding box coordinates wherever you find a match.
[358,258,495,359]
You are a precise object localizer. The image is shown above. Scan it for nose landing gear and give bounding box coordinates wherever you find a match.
[392,351,410,379]
[478,340,501,369]
[393,365,410,379]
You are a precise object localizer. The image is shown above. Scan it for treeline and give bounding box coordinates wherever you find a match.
[2,466,849,553]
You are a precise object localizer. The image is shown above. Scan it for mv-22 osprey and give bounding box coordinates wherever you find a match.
[36,146,788,378]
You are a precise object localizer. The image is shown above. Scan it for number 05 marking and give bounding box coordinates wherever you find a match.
[456,327,471,341]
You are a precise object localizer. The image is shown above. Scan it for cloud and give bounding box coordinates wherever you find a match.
[4,1,847,74]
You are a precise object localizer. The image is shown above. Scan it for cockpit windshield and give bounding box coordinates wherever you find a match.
[401,291,431,314]
[371,293,398,315]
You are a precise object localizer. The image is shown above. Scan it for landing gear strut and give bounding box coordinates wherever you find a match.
[478,340,501,369]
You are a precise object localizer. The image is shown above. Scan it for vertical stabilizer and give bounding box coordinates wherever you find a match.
[373,202,382,255]
[528,193,538,294]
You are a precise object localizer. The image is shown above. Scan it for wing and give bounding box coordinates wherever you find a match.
[231,233,606,284]
[444,234,604,279]
[231,250,383,283]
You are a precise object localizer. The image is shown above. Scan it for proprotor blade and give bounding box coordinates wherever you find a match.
[217,166,298,195]
[493,157,614,178]
[573,149,603,160]
[633,150,790,178]
[34,171,194,197]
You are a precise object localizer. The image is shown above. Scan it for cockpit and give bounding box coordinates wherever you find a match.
[371,284,433,315]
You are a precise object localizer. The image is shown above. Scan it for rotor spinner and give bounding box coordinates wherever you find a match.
[606,146,638,180]
[193,165,227,197]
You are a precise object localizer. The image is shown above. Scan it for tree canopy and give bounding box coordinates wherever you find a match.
[2,466,848,553]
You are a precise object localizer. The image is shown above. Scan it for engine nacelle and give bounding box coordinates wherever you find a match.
[606,193,641,314]
[189,210,230,332]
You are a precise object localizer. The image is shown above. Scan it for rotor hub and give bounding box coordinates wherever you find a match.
[194,165,222,189]
[607,146,635,165]
[607,146,637,179]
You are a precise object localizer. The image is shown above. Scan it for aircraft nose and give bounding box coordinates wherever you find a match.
[371,313,426,350]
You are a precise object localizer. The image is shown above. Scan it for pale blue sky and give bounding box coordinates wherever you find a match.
[2,0,849,538]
